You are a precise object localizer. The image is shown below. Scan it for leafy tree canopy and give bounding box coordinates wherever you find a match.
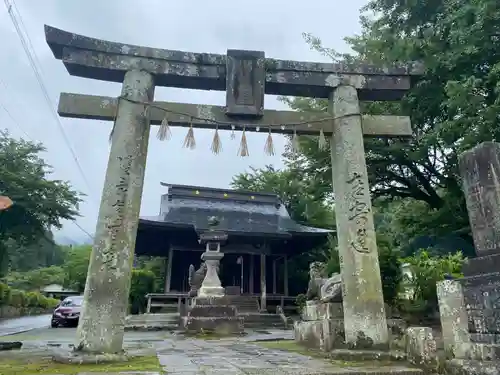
[0,131,82,271]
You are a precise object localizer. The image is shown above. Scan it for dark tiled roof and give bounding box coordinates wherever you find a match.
[139,183,333,238]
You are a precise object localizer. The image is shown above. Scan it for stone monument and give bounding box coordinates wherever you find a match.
[180,216,244,335]
[458,142,500,344]
[435,142,500,372]
[294,262,345,351]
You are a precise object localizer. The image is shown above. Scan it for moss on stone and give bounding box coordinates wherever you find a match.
[0,354,160,374]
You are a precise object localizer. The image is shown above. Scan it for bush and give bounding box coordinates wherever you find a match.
[0,282,57,311]
[9,289,26,308]
[25,291,40,307]
[129,269,155,315]
[0,283,11,305]
[45,297,60,309]
[400,249,465,317]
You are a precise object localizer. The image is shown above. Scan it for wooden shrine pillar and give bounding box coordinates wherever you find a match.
[249,254,254,294]
[272,258,277,294]
[164,246,174,292]
[284,255,289,297]
[260,254,266,312]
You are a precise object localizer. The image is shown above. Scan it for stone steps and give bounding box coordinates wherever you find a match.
[239,312,288,329]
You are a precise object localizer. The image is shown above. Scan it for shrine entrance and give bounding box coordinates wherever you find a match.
[45,24,422,354]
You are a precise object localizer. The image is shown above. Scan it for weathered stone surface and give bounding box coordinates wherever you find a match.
[460,342,500,361]
[294,318,345,352]
[187,262,206,298]
[405,327,438,368]
[459,142,500,258]
[437,280,471,358]
[329,85,388,347]
[225,49,265,118]
[187,305,237,318]
[462,273,500,338]
[301,301,343,321]
[458,142,500,344]
[125,313,179,331]
[58,93,414,137]
[74,70,155,354]
[198,251,224,298]
[320,273,342,303]
[446,359,500,375]
[182,316,244,336]
[45,25,422,100]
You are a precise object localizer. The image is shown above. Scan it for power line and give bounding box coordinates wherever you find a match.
[0,84,33,141]
[3,0,99,207]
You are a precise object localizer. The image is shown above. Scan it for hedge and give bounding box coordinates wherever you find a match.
[0,282,59,309]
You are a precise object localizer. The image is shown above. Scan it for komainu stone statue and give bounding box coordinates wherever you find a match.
[188,262,207,297]
[320,272,342,303]
[306,261,342,303]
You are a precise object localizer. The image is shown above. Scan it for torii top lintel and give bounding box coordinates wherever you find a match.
[45,25,424,112]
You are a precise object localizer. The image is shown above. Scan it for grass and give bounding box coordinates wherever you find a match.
[0,354,161,375]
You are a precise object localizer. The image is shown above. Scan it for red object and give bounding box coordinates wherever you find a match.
[0,196,13,211]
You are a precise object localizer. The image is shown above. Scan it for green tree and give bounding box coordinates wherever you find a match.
[0,131,81,272]
[276,0,500,248]
[62,245,91,292]
[231,165,334,228]
[5,232,66,273]
[3,265,65,291]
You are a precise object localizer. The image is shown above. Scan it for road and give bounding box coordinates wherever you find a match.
[0,314,51,336]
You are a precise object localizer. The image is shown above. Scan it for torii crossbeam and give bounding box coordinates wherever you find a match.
[45,24,423,354]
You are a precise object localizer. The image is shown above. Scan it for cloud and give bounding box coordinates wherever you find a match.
[0,0,367,241]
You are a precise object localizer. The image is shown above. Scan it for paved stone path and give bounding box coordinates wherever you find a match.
[155,338,336,374]
[154,337,423,375]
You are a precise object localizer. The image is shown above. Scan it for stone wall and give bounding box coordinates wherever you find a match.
[0,306,53,320]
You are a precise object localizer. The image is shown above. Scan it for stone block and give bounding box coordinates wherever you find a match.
[181,316,244,336]
[301,301,343,321]
[187,305,237,318]
[294,318,344,351]
[437,280,471,358]
[405,327,438,368]
[460,342,500,361]
[461,273,500,341]
[459,142,500,257]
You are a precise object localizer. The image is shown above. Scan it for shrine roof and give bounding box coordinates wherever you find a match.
[138,183,333,239]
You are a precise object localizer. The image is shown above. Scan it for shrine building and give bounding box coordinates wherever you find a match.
[134,183,334,312]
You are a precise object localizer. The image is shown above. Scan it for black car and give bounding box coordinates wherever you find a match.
[51,295,83,328]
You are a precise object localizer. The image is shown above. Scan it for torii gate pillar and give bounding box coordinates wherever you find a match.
[75,70,155,354]
[330,85,389,346]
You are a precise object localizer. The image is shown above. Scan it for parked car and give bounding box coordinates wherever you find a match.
[51,295,84,328]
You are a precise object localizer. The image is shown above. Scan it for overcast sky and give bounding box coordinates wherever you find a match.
[0,0,367,243]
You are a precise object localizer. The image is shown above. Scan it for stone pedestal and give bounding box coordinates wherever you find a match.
[198,251,224,298]
[294,301,344,351]
[181,297,244,336]
[459,142,500,344]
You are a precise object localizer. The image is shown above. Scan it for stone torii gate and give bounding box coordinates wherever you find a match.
[45,25,422,354]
